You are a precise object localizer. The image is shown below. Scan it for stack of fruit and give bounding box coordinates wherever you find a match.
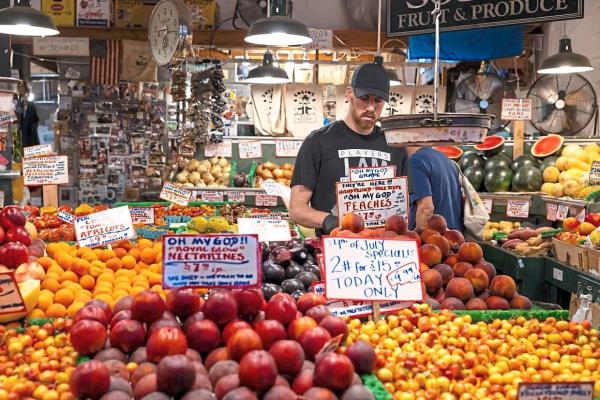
[557,216,600,246]
[255,161,294,187]
[347,304,600,398]
[28,205,76,242]
[173,157,232,188]
[69,288,378,400]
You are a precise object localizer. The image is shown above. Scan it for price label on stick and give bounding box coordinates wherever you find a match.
[322,237,423,302]
[22,155,69,186]
[57,210,74,224]
[204,141,232,158]
[237,218,291,242]
[227,191,246,203]
[0,273,26,315]
[483,199,493,214]
[24,144,54,158]
[129,207,155,225]
[201,191,224,202]
[501,98,533,121]
[556,204,569,221]
[160,183,192,206]
[256,193,278,207]
[275,140,302,157]
[162,234,260,289]
[74,206,136,248]
[590,161,600,184]
[517,382,593,400]
[506,199,529,218]
[238,141,262,159]
[546,203,557,222]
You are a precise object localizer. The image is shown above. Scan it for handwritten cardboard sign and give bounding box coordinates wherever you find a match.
[57,210,74,224]
[590,161,600,184]
[74,206,136,248]
[129,207,155,225]
[576,208,586,223]
[0,273,26,316]
[160,183,192,207]
[227,191,246,203]
[322,237,423,302]
[237,218,291,242]
[162,234,260,289]
[483,198,493,214]
[303,28,333,50]
[349,166,396,182]
[255,193,278,207]
[506,199,530,218]
[23,155,69,186]
[238,141,262,159]
[556,204,569,221]
[24,144,54,158]
[501,98,533,121]
[336,177,409,228]
[546,203,557,222]
[517,382,593,400]
[275,140,302,157]
[201,191,224,202]
[204,141,232,158]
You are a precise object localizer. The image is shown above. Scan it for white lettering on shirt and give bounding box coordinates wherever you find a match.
[338,149,391,176]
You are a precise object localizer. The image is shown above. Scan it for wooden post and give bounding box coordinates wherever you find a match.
[512,120,525,160]
[42,185,59,208]
[371,302,381,321]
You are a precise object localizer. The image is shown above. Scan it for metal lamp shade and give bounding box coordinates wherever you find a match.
[538,38,593,74]
[245,52,290,84]
[245,15,312,46]
[387,69,401,86]
[0,6,59,36]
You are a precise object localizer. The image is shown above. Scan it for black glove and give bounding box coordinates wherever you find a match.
[321,214,339,235]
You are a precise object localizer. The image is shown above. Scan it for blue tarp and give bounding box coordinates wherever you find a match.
[408,26,523,61]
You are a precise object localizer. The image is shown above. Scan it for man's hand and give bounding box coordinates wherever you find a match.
[321,214,339,235]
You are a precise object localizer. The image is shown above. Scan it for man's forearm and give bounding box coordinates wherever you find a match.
[289,203,330,229]
[416,205,434,229]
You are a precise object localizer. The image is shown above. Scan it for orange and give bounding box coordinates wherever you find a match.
[76,247,92,257]
[47,266,64,276]
[140,248,157,264]
[129,286,145,296]
[94,293,114,306]
[148,273,162,286]
[90,266,103,278]
[115,240,132,251]
[46,243,60,258]
[45,304,67,318]
[54,289,74,307]
[112,290,129,300]
[121,255,136,270]
[82,252,98,263]
[114,248,128,259]
[97,271,114,281]
[128,248,141,261]
[56,253,74,270]
[137,238,153,250]
[41,278,60,293]
[59,271,78,283]
[96,281,114,290]
[28,308,45,319]
[151,284,163,293]
[79,275,95,291]
[106,258,122,271]
[71,259,91,277]
[155,252,162,263]
[67,302,85,318]
[37,257,54,271]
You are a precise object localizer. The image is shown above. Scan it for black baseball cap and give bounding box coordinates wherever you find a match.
[351,62,390,102]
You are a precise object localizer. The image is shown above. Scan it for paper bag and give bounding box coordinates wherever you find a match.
[412,85,447,114]
[250,85,286,136]
[382,86,414,117]
[285,84,323,138]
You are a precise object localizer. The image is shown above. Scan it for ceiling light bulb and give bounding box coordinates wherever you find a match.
[0,6,59,36]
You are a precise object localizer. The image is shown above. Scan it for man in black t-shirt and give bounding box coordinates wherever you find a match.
[289,61,409,234]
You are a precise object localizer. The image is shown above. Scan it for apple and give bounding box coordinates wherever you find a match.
[265,294,297,326]
[0,206,26,230]
[6,226,31,246]
[0,242,28,268]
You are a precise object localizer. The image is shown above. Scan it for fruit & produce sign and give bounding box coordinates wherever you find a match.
[159,182,192,206]
[74,206,136,247]
[23,144,54,158]
[162,234,261,289]
[22,155,69,186]
[129,206,155,225]
[322,237,423,302]
[275,140,302,157]
[0,272,25,315]
[517,382,593,400]
[237,218,291,242]
[336,177,409,228]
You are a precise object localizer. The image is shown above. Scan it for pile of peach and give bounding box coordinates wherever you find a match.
[346,304,600,400]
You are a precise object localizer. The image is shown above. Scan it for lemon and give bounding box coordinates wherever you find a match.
[541,182,555,194]
[542,167,560,183]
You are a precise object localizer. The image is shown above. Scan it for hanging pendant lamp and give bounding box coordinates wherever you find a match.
[245,51,290,84]
[245,0,311,46]
[538,22,592,74]
[0,2,59,36]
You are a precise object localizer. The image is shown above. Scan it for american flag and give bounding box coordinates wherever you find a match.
[90,39,120,85]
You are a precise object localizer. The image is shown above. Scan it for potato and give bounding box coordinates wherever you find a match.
[272,168,284,179]
[202,172,215,183]
[197,165,209,174]
[218,157,228,167]
[176,171,189,183]
[262,170,273,179]
[283,170,292,179]
[187,159,200,172]
[188,171,201,184]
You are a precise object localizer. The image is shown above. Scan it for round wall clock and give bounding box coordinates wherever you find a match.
[148,0,192,67]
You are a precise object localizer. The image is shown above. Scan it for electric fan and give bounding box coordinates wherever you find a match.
[527,73,597,136]
[235,0,268,27]
[450,73,515,132]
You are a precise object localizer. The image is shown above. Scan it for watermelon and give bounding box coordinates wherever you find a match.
[484,167,513,192]
[512,166,543,192]
[458,153,485,171]
[540,156,558,171]
[434,146,463,160]
[484,155,512,171]
[531,134,564,158]
[474,135,505,157]
[511,155,540,172]
[464,167,485,191]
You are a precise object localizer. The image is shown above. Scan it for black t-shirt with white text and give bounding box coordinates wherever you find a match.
[291,120,409,214]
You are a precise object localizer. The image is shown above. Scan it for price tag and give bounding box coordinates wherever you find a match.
[556,204,569,221]
[552,267,564,282]
[315,334,344,358]
[483,199,493,214]
[255,194,278,207]
[576,208,586,223]
[0,112,13,126]
[57,210,74,224]
[204,141,233,158]
[201,191,224,202]
[227,191,246,203]
[162,234,260,289]
[546,203,557,222]
[501,98,533,121]
[238,141,262,159]
[506,199,529,218]
[24,144,54,158]
[349,166,396,182]
[322,237,423,302]
[590,161,600,184]
[237,218,291,242]
[302,28,333,50]
[74,206,136,248]
[0,191,4,208]
[22,155,69,186]
[129,207,155,225]
[275,140,302,157]
[260,180,283,197]
[336,177,409,228]
[159,183,192,207]
[0,273,26,316]
[517,382,593,400]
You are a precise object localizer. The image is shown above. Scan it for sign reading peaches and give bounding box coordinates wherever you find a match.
[162,234,260,289]
[322,237,423,302]
[336,177,408,228]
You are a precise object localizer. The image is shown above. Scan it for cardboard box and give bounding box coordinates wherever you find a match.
[186,0,216,30]
[114,0,144,28]
[41,0,75,27]
[586,247,600,278]
[552,237,588,272]
[76,0,112,27]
